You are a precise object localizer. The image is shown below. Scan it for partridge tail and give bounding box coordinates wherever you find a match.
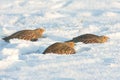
[2,37,10,42]
[42,50,47,54]
[65,39,74,42]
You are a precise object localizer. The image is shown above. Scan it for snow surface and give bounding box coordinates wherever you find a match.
[0,0,120,80]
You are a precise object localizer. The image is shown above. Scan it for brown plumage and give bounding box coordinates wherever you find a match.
[3,28,45,42]
[67,34,109,44]
[43,42,75,54]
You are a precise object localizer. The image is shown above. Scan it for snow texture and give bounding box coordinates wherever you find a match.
[0,0,120,80]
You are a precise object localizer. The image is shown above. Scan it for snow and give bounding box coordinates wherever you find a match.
[0,0,120,80]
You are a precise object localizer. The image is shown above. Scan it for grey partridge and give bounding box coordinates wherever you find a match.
[3,28,45,42]
[67,34,109,44]
[43,42,75,54]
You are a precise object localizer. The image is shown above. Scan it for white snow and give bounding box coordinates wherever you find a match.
[0,0,120,80]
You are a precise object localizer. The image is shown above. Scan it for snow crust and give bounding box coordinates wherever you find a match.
[0,0,120,80]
